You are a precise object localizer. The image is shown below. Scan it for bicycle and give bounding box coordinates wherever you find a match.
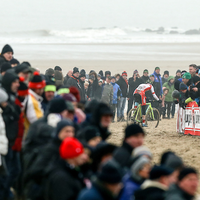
[127,102,160,128]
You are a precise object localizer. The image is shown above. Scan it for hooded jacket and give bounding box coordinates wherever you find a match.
[117,76,128,97]
[163,76,175,102]
[54,70,63,88]
[101,83,113,105]
[111,82,121,104]
[152,71,163,96]
[90,103,112,140]
[165,184,194,200]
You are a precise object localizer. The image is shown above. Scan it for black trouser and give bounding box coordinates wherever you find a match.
[171,102,175,117]
[127,97,134,114]
[164,102,172,117]
[111,104,117,120]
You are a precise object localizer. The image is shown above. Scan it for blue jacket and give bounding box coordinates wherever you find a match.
[152,71,163,96]
[120,174,141,200]
[111,82,122,104]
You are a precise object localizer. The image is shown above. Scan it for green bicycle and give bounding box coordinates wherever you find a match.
[127,102,160,128]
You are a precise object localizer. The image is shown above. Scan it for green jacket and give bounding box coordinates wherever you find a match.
[163,76,175,102]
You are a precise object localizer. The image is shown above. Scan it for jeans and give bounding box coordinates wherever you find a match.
[118,97,126,118]
[0,148,21,200]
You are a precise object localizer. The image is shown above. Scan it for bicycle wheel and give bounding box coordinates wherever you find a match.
[146,108,160,128]
[127,108,141,125]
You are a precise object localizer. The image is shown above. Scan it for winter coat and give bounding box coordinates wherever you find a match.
[101,83,113,105]
[111,82,121,104]
[140,76,150,84]
[45,159,85,200]
[128,77,141,98]
[79,79,86,101]
[63,74,70,86]
[0,55,8,69]
[12,98,24,152]
[165,184,194,200]
[95,85,103,101]
[113,142,133,169]
[66,75,81,90]
[152,71,163,96]
[117,76,128,98]
[163,76,175,102]
[162,76,168,85]
[134,180,167,200]
[174,78,193,91]
[0,108,8,155]
[120,175,141,200]
[77,180,117,200]
[24,89,44,134]
[54,70,63,88]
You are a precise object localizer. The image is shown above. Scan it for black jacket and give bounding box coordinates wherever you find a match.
[165,184,194,200]
[113,141,133,169]
[63,74,70,86]
[146,81,160,100]
[162,76,168,85]
[140,75,150,84]
[174,79,192,91]
[128,77,141,98]
[117,76,128,98]
[79,79,86,101]
[45,159,85,200]
[0,55,8,70]
[66,75,81,90]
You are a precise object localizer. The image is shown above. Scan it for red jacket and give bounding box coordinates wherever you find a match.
[12,98,24,152]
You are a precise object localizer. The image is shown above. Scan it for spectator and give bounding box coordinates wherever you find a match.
[165,167,198,200]
[152,67,163,97]
[115,73,121,81]
[63,70,73,86]
[15,63,32,84]
[66,67,81,91]
[175,70,182,81]
[105,71,111,78]
[162,71,169,85]
[54,69,63,88]
[101,76,113,105]
[54,66,62,72]
[0,44,13,69]
[117,71,128,122]
[140,69,150,83]
[189,64,197,79]
[1,63,12,76]
[79,70,86,101]
[10,58,20,67]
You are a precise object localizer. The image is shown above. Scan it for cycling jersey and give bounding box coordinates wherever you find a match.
[134,84,159,106]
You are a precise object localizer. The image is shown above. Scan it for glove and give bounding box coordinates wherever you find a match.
[158,99,162,103]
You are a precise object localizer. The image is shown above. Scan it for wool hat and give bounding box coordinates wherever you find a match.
[164,71,169,75]
[164,154,184,171]
[1,44,13,55]
[150,165,174,180]
[57,87,70,95]
[62,93,77,102]
[45,68,55,77]
[10,58,19,65]
[97,74,101,78]
[18,77,29,96]
[179,83,187,91]
[133,146,152,159]
[73,67,79,74]
[21,61,31,67]
[81,126,101,142]
[193,76,200,84]
[143,69,149,73]
[178,167,197,181]
[125,124,145,139]
[105,71,111,76]
[107,76,112,80]
[155,67,160,70]
[54,66,62,71]
[29,71,46,89]
[182,72,191,80]
[122,71,127,76]
[111,76,116,80]
[1,63,12,73]
[0,88,8,103]
[80,69,86,78]
[99,70,104,77]
[150,74,154,77]
[176,70,181,74]
[59,137,84,159]
[44,76,56,92]
[172,90,180,99]
[15,63,32,74]
[98,159,122,184]
[55,119,74,136]
[101,76,106,81]
[89,70,95,74]
[48,98,68,114]
[134,70,138,75]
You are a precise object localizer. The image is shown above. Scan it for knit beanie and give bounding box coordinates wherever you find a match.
[1,63,12,73]
[178,167,197,181]
[150,165,174,180]
[164,154,184,171]
[193,76,200,84]
[45,77,56,92]
[143,69,149,73]
[82,126,101,142]
[98,159,122,184]
[48,98,68,114]
[69,86,80,102]
[18,77,29,96]
[172,90,180,99]
[55,119,74,136]
[99,70,103,77]
[105,71,111,76]
[73,67,79,74]
[57,87,70,95]
[59,137,83,159]
[0,88,8,103]
[10,58,19,65]
[15,63,32,74]
[125,124,145,139]
[29,71,46,89]
[62,93,77,102]
[176,70,181,74]
[111,76,116,80]
[133,146,152,159]
[164,71,169,75]
[79,69,86,78]
[45,68,55,77]
[155,67,160,70]
[1,44,13,55]
[122,71,127,76]
[182,72,191,80]
[179,83,187,91]
[134,70,138,75]
[54,66,62,71]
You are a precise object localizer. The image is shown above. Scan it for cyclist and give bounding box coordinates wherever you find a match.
[133,83,161,127]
